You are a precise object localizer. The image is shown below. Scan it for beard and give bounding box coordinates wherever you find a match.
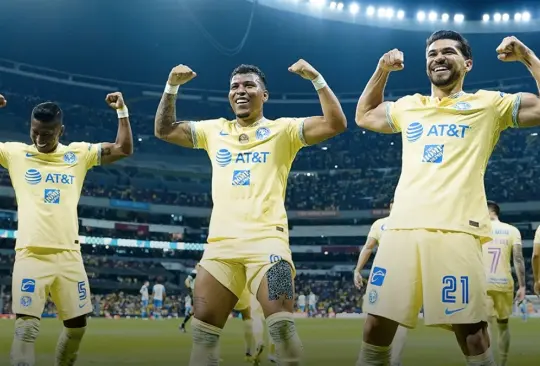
[429,68,460,88]
[235,111,250,119]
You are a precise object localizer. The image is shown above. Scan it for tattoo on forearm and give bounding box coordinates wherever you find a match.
[514,245,526,287]
[155,93,177,137]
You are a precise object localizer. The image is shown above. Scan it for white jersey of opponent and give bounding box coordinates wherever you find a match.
[185,295,192,308]
[152,284,165,301]
[298,294,306,306]
[187,268,197,291]
[140,285,149,301]
[308,293,317,306]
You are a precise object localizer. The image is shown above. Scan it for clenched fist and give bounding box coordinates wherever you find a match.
[379,49,404,72]
[105,92,126,110]
[496,36,533,63]
[288,59,320,81]
[168,65,197,86]
[0,94,6,108]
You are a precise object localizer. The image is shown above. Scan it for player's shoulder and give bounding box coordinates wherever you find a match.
[1,141,30,152]
[193,117,230,129]
[371,216,388,229]
[67,142,97,153]
[474,89,513,103]
[393,94,425,108]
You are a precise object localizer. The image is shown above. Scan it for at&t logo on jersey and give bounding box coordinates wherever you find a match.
[406,122,471,143]
[422,144,444,164]
[25,169,42,185]
[44,189,61,204]
[232,170,250,186]
[215,149,270,167]
[21,279,36,293]
[370,267,387,286]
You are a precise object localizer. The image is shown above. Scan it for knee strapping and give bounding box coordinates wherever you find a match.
[266,312,303,363]
[14,317,40,343]
[191,318,221,346]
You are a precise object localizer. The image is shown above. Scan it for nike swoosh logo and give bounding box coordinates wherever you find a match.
[445,307,465,315]
[219,131,228,136]
[25,153,36,157]
[79,303,88,308]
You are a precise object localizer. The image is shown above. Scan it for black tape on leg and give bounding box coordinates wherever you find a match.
[266,261,294,301]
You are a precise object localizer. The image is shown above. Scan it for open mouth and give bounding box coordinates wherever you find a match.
[235,98,249,105]
[433,66,450,74]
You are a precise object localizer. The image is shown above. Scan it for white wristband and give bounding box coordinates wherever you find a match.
[116,106,129,119]
[164,83,180,95]
[312,74,327,91]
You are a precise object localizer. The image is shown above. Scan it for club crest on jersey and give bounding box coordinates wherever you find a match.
[239,133,249,144]
[44,189,61,204]
[63,151,77,164]
[368,290,378,304]
[24,169,42,185]
[256,127,270,141]
[422,144,444,164]
[406,122,423,142]
[454,102,471,111]
[232,170,250,186]
[20,296,32,308]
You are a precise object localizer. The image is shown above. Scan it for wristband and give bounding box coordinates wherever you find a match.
[116,106,129,119]
[164,83,180,95]
[311,74,327,91]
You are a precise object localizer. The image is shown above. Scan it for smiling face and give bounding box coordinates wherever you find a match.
[426,39,472,89]
[228,72,269,122]
[30,118,64,153]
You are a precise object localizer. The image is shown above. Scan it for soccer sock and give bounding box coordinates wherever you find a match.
[356,341,391,366]
[266,312,303,366]
[54,326,86,366]
[252,315,265,349]
[465,348,497,366]
[182,314,193,327]
[390,326,407,366]
[497,323,510,366]
[188,318,221,366]
[243,319,253,354]
[10,317,40,366]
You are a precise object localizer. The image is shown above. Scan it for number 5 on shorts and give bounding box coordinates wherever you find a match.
[442,275,469,304]
[78,281,88,301]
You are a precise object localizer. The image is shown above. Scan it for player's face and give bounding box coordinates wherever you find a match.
[30,119,64,153]
[426,39,472,89]
[229,73,268,121]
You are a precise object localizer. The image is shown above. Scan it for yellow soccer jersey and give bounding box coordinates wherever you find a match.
[190,117,307,242]
[482,220,521,292]
[367,217,389,243]
[534,225,540,245]
[0,142,101,250]
[385,90,521,243]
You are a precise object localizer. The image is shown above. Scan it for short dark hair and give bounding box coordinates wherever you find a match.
[487,200,500,216]
[32,102,63,124]
[426,30,472,60]
[231,64,267,88]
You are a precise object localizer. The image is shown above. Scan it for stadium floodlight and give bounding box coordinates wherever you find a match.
[336,2,344,11]
[397,9,405,19]
[309,0,326,8]
[386,8,394,19]
[441,13,449,22]
[514,13,522,21]
[366,6,375,17]
[502,13,509,22]
[416,11,426,22]
[523,11,531,21]
[454,13,464,23]
[428,11,437,22]
[349,2,360,15]
[494,13,501,22]
[377,7,386,18]
[482,14,490,22]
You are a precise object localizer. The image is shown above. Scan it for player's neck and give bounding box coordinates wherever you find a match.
[430,84,464,100]
[236,114,265,128]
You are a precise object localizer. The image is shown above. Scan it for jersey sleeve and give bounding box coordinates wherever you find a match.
[534,225,540,244]
[285,118,309,153]
[384,96,415,133]
[367,220,381,242]
[0,143,11,169]
[494,91,522,130]
[512,226,522,245]
[189,119,222,150]
[71,142,102,170]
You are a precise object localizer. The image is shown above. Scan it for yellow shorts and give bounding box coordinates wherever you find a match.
[199,238,295,299]
[234,288,251,311]
[363,229,487,329]
[12,248,92,320]
[486,290,513,320]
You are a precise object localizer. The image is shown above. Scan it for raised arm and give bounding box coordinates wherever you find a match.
[356,49,404,133]
[101,92,133,165]
[288,59,347,145]
[154,65,198,148]
[496,36,540,128]
[353,237,378,289]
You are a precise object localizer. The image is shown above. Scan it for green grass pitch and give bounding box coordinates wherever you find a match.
[0,317,538,365]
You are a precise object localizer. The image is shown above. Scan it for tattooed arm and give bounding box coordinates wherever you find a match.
[154,64,197,148]
[513,243,526,300]
[101,92,133,165]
